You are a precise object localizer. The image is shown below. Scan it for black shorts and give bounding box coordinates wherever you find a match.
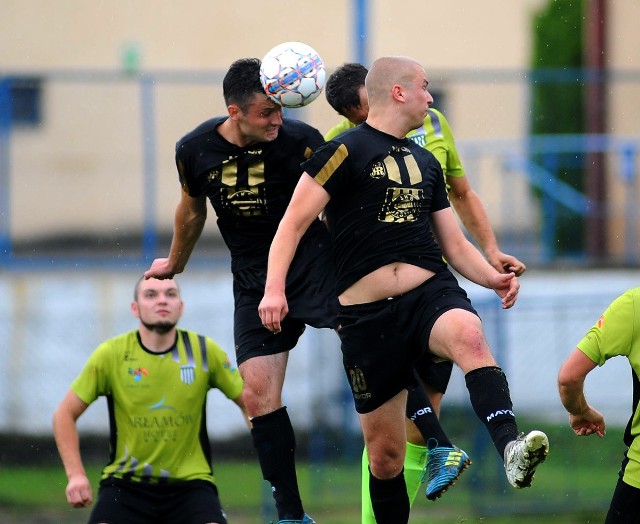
[233,233,339,366]
[89,478,227,524]
[413,356,453,394]
[337,270,477,414]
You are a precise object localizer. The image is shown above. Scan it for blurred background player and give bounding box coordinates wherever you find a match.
[260,56,549,524]
[52,277,247,524]
[324,62,527,518]
[144,57,336,524]
[558,287,640,523]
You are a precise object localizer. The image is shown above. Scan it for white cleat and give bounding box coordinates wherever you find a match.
[504,430,549,488]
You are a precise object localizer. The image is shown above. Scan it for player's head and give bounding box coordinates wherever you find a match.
[366,57,432,131]
[325,62,369,125]
[132,277,184,335]
[223,57,283,144]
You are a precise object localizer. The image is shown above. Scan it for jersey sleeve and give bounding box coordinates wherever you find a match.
[577,288,637,366]
[432,109,465,179]
[301,140,350,198]
[70,341,113,405]
[205,338,244,400]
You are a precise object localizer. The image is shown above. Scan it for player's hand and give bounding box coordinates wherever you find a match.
[488,271,519,309]
[569,407,606,438]
[487,251,527,277]
[143,258,179,280]
[65,473,93,508]
[258,291,288,334]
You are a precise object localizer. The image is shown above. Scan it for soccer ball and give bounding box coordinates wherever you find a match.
[260,41,326,108]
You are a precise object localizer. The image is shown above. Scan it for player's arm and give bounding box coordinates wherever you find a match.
[430,207,519,309]
[52,390,94,508]
[558,348,605,437]
[259,173,330,333]
[144,187,207,279]
[448,175,526,276]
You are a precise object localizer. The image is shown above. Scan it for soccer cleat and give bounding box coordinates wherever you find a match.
[503,430,549,488]
[425,440,472,501]
[275,515,316,524]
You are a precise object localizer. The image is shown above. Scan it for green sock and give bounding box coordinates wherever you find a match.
[361,443,428,524]
[404,442,428,504]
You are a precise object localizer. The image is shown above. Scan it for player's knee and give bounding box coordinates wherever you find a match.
[367,444,405,479]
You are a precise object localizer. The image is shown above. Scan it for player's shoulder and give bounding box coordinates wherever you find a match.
[325,119,355,141]
[177,328,222,351]
[94,330,138,356]
[176,116,227,150]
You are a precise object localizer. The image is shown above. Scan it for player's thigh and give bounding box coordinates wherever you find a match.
[359,389,408,475]
[429,308,495,372]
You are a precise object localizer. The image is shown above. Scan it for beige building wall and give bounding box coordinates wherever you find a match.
[1,0,638,253]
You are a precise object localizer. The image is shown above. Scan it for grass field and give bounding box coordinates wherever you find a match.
[0,418,620,523]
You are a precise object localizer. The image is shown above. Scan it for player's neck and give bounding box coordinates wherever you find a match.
[218,118,253,148]
[138,327,177,353]
[365,116,407,140]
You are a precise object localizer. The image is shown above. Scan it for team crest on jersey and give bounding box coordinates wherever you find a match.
[180,365,196,385]
[597,314,605,329]
[369,162,387,179]
[208,168,221,181]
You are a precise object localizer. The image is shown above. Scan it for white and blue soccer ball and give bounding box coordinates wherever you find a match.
[260,41,326,108]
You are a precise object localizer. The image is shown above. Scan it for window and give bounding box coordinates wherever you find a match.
[1,76,43,126]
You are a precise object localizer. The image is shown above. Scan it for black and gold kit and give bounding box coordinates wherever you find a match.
[176,117,338,365]
[302,123,476,413]
[302,122,449,295]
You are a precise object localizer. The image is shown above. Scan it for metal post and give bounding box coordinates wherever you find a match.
[140,75,157,263]
[0,78,12,264]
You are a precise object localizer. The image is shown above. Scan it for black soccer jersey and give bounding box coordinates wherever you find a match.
[302,123,449,295]
[176,117,326,271]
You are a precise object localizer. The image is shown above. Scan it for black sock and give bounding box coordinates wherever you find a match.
[405,382,452,448]
[465,366,519,457]
[369,467,410,524]
[250,406,303,520]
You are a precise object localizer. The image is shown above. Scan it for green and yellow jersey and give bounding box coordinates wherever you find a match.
[577,287,640,489]
[72,329,243,484]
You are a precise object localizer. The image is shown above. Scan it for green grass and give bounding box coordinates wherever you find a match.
[0,419,621,523]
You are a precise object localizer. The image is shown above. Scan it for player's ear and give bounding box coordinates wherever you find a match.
[391,84,405,103]
[227,104,241,120]
[131,300,140,319]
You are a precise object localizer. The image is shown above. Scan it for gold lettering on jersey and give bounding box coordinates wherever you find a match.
[221,161,238,187]
[403,154,422,185]
[378,187,424,223]
[219,155,267,216]
[383,156,402,184]
[369,162,386,179]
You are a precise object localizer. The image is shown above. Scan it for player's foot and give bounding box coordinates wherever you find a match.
[504,430,549,488]
[276,515,316,524]
[425,440,471,501]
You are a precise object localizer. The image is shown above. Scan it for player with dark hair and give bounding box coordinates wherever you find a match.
[144,57,335,524]
[260,56,549,524]
[558,287,640,523]
[52,277,247,524]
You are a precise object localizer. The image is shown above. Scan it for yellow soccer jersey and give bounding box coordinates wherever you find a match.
[72,329,243,484]
[577,287,640,489]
